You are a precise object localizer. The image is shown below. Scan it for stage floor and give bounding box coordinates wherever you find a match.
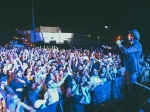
[94,88,150,112]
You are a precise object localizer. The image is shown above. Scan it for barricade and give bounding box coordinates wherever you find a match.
[38,76,123,112]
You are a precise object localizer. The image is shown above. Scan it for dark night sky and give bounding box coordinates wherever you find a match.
[0,0,150,30]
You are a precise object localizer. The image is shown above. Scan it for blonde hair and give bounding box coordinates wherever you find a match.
[6,94,18,112]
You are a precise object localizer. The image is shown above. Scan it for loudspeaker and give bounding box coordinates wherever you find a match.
[50,41,56,44]
[137,98,150,112]
[64,40,68,44]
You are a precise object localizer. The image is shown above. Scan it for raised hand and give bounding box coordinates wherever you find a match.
[102,45,108,49]
[116,40,121,46]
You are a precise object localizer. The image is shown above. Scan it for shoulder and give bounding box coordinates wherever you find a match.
[133,40,141,45]
[9,79,15,85]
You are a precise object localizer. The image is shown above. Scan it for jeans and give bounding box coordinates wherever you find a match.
[122,71,138,108]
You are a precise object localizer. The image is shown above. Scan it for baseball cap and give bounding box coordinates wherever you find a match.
[129,29,140,40]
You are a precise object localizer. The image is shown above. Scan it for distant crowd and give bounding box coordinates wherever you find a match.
[0,45,150,112]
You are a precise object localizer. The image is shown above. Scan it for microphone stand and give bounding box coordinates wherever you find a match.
[108,73,122,104]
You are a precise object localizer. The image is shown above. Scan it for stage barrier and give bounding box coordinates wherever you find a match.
[38,76,124,112]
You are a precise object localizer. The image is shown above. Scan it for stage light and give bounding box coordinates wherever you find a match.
[105,26,109,29]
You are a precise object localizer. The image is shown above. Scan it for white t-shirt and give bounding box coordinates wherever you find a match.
[90,76,102,84]
[44,88,59,105]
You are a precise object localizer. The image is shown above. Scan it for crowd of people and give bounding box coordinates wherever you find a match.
[0,43,149,112]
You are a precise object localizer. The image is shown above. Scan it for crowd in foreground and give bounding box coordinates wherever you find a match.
[0,45,150,112]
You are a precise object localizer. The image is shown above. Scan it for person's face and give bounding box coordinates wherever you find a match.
[81,76,87,83]
[17,71,22,78]
[32,60,35,64]
[72,79,76,85]
[5,60,10,64]
[87,62,91,66]
[53,54,56,58]
[83,70,88,75]
[108,53,111,57]
[32,83,38,90]
[117,55,120,58]
[72,57,75,61]
[60,60,64,64]
[78,66,83,71]
[52,65,56,70]
[37,60,41,65]
[47,80,54,88]
[102,67,106,73]
[8,70,12,75]
[128,33,134,42]
[50,73,55,80]
[23,63,28,67]
[27,69,31,74]
[93,69,98,76]
[59,70,63,75]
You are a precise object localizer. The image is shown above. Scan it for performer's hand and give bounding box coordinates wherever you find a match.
[116,40,121,46]
[102,45,108,49]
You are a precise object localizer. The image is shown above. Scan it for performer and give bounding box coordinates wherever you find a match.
[117,29,142,108]
[103,29,142,110]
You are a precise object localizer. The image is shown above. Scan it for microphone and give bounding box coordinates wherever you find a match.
[120,40,124,42]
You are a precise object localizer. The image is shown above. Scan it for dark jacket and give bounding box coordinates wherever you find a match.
[119,40,142,73]
[0,86,14,100]
[9,77,29,101]
[28,88,41,106]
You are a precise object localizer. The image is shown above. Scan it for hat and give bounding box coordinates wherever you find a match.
[0,73,8,82]
[129,29,140,40]
[15,69,22,74]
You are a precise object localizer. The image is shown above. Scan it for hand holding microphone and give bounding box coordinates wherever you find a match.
[116,40,124,46]
[120,40,124,42]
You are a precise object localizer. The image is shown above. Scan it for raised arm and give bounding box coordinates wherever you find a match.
[36,59,55,76]
[51,72,69,88]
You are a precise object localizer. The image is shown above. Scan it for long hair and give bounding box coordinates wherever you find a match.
[6,94,18,112]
